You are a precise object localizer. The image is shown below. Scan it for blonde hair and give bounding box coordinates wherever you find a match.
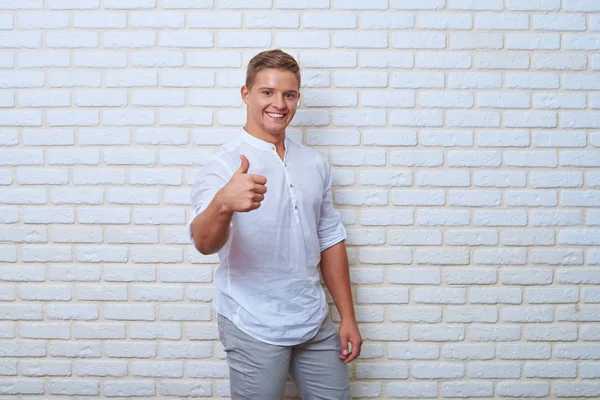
[245,49,301,89]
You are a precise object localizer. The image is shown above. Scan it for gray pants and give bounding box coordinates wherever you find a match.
[218,313,351,400]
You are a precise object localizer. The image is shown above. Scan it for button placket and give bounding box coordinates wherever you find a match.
[275,147,300,223]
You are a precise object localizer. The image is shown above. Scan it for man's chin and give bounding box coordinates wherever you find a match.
[264,122,289,135]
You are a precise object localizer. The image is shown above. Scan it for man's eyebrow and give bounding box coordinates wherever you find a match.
[258,87,298,93]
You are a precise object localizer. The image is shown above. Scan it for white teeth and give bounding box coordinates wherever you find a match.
[267,112,284,118]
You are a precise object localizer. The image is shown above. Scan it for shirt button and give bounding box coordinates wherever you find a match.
[272,146,276,151]
[294,205,298,209]
[290,184,293,188]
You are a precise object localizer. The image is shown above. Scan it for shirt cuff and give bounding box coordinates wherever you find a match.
[318,223,347,252]
[188,200,208,243]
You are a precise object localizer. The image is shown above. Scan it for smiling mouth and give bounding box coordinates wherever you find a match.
[265,112,286,120]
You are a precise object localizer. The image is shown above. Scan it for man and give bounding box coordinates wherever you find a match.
[187,49,362,399]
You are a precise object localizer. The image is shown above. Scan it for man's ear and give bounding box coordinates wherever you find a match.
[241,85,250,106]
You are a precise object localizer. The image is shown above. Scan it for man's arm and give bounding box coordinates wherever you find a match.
[191,154,267,255]
[191,191,234,255]
[320,240,362,364]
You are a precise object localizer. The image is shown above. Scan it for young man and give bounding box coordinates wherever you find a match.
[188,49,362,399]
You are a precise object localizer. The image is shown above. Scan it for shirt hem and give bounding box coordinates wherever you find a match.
[215,305,328,347]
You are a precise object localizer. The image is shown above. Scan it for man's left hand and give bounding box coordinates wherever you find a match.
[338,319,362,364]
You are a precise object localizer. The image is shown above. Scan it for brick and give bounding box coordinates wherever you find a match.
[335,0,387,9]
[1,0,43,9]
[533,93,586,110]
[562,112,600,128]
[360,51,413,68]
[104,32,155,48]
[218,32,271,48]
[74,52,127,69]
[534,15,586,31]
[507,33,560,50]
[468,362,521,378]
[0,32,41,48]
[301,51,356,68]
[246,11,298,29]
[420,13,472,30]
[391,0,444,9]
[19,12,69,29]
[392,32,445,49]
[470,325,521,341]
[391,110,443,127]
[449,72,502,89]
[131,11,184,28]
[476,13,529,30]
[417,52,471,69]
[276,0,329,8]
[74,12,127,28]
[160,32,212,48]
[104,380,155,397]
[47,32,97,48]
[413,326,466,341]
[475,53,529,70]
[104,0,157,9]
[508,0,559,10]
[393,72,444,88]
[49,71,101,88]
[442,382,494,398]
[161,0,213,7]
[564,0,600,12]
[525,362,576,378]
[450,0,503,10]
[49,380,99,395]
[444,343,495,360]
[0,14,15,30]
[361,12,414,29]
[161,381,212,397]
[447,231,498,250]
[450,33,503,50]
[507,72,559,89]
[334,110,385,127]
[335,32,387,48]
[188,11,241,28]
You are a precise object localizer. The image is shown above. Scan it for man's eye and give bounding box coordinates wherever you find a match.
[286,93,296,99]
[263,91,271,95]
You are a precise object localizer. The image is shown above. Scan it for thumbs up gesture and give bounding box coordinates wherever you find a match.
[219,155,267,213]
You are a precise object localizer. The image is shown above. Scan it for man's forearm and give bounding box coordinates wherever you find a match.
[191,191,234,255]
[320,241,356,322]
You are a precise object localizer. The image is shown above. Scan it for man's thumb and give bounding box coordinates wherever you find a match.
[340,335,349,356]
[236,154,249,174]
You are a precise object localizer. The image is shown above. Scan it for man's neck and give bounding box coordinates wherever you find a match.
[243,125,286,153]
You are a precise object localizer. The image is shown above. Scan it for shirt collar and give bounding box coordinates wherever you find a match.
[240,127,288,152]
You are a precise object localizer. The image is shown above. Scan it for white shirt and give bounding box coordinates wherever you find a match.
[187,128,346,345]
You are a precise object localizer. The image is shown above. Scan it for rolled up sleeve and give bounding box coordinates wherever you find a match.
[317,160,346,252]
[187,156,231,243]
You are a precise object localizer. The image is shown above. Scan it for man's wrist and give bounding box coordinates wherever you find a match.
[215,190,233,215]
[339,313,356,324]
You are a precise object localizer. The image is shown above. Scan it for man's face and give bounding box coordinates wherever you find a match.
[242,68,300,138]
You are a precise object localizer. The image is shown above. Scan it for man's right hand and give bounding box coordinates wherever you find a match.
[217,154,267,213]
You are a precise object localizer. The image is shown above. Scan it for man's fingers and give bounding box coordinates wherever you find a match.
[251,201,261,210]
[252,193,264,202]
[343,339,362,364]
[249,174,267,185]
[252,184,267,194]
[236,154,250,174]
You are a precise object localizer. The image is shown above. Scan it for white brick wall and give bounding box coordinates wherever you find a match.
[0,1,599,399]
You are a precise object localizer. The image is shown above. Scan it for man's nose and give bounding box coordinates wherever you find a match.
[271,95,285,109]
